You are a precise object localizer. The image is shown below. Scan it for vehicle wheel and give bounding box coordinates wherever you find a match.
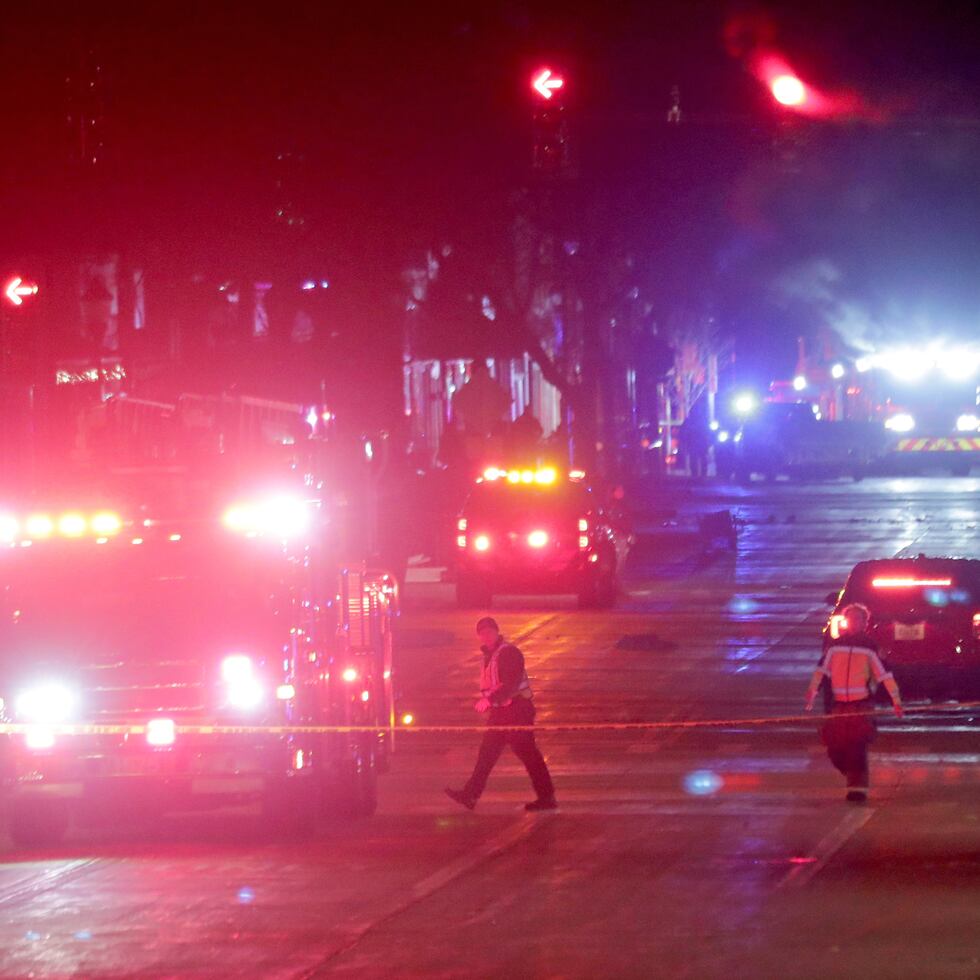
[332,736,378,818]
[456,577,491,609]
[8,800,70,848]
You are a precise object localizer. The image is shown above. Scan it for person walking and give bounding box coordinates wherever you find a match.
[446,617,557,812]
[804,603,903,802]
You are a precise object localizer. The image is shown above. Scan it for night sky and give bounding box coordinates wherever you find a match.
[2,2,979,380]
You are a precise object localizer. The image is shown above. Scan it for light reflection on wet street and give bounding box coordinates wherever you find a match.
[2,478,979,978]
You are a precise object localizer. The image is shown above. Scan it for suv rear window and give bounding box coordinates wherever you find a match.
[845,564,980,617]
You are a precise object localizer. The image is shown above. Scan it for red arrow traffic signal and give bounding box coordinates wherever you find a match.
[4,276,38,306]
[532,68,564,100]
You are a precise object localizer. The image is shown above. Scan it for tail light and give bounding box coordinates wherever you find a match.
[973,613,980,640]
[578,517,589,551]
[829,614,847,639]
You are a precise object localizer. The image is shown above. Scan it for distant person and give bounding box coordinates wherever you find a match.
[679,411,711,479]
[452,362,511,439]
[446,617,557,812]
[509,405,544,459]
[804,603,903,802]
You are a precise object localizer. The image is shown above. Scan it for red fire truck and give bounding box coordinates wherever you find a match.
[0,391,397,846]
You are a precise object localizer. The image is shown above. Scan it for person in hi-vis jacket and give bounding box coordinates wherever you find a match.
[805,603,902,802]
[446,617,557,812]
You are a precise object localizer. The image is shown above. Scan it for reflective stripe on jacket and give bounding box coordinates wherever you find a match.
[480,642,532,707]
[816,643,893,702]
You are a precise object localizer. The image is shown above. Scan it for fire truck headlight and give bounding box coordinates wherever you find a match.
[15,682,76,723]
[956,414,979,433]
[884,413,915,433]
[473,534,491,552]
[221,655,264,710]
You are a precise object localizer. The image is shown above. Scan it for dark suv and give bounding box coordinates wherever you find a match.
[454,468,630,608]
[823,557,980,698]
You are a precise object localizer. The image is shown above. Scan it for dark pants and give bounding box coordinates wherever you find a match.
[463,699,555,802]
[823,700,876,789]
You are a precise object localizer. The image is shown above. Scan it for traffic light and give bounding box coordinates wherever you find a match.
[530,67,569,173]
[531,68,564,101]
[4,276,38,307]
[770,73,807,108]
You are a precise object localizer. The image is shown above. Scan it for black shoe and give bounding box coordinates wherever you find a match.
[445,788,476,810]
[845,789,868,803]
[524,797,558,812]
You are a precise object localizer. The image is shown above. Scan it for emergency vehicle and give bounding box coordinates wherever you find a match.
[0,393,397,846]
[823,558,980,699]
[454,466,631,608]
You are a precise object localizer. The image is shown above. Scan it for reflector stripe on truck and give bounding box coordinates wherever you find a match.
[895,437,980,452]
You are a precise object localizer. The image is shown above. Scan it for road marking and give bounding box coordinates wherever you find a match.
[774,806,874,891]
[292,817,547,978]
[0,858,104,907]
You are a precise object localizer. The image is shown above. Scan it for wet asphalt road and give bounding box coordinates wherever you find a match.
[1,477,979,978]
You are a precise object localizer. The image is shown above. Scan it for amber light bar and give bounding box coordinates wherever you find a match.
[871,577,952,588]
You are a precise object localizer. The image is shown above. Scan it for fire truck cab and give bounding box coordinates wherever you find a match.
[0,394,396,846]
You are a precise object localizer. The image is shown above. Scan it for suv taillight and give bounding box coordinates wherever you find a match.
[973,612,980,640]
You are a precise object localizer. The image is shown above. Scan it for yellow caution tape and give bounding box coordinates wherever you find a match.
[1,701,977,738]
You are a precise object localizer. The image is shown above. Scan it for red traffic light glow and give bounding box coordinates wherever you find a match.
[531,68,564,100]
[4,276,38,306]
[770,73,806,107]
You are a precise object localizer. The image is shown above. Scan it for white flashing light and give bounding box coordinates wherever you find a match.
[831,363,845,380]
[25,727,56,750]
[473,534,491,552]
[221,656,263,710]
[0,515,18,542]
[223,496,312,539]
[146,718,176,747]
[855,356,873,373]
[792,375,807,392]
[956,414,979,432]
[16,683,76,724]
[341,667,358,683]
[884,413,915,433]
[733,392,758,417]
[717,430,730,443]
[527,529,549,548]
[276,684,296,700]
